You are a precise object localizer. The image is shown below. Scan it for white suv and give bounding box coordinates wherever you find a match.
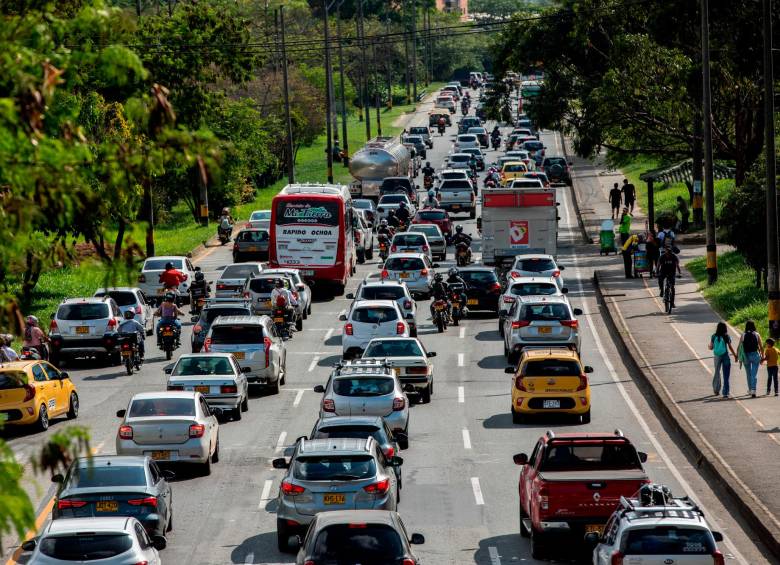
[340,300,410,359]
[137,256,197,304]
[590,487,725,565]
[347,280,417,337]
[50,297,124,365]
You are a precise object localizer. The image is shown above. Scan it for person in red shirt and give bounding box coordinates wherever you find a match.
[158,262,186,290]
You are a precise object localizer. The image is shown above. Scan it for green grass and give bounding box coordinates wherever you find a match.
[687,251,768,337]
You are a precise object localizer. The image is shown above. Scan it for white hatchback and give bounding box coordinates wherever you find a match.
[340,300,411,359]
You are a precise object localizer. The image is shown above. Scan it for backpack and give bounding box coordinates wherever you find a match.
[220,217,232,230]
[275,293,287,307]
[712,335,727,356]
[743,331,758,352]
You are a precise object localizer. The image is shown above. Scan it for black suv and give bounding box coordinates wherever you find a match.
[542,156,572,186]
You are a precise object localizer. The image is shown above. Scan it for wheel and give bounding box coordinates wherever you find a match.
[499,321,504,337]
[470,208,476,219]
[36,404,49,431]
[531,528,547,560]
[503,342,509,358]
[211,437,220,463]
[436,317,445,333]
[511,406,523,424]
[519,503,531,538]
[334,283,345,296]
[280,357,287,385]
[277,519,292,553]
[125,357,133,375]
[581,409,591,424]
[410,325,417,338]
[270,375,281,395]
[453,313,460,326]
[302,309,308,320]
[166,509,173,532]
[202,454,212,476]
[165,348,172,361]
[241,394,249,412]
[421,383,432,403]
[366,243,374,260]
[357,248,365,264]
[233,406,242,421]
[66,392,79,419]
[398,430,409,450]
[112,351,121,366]
[307,304,312,315]
[295,317,303,331]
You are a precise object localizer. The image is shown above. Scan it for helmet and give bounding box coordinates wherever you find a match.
[194,271,205,282]
[221,207,230,215]
[426,161,431,167]
[428,190,435,199]
[399,201,407,208]
[380,219,388,226]
[124,309,136,320]
[388,209,395,217]
[26,315,38,327]
[434,273,443,282]
[448,267,459,277]
[165,262,174,270]
[274,279,284,288]
[164,292,175,302]
[456,225,464,233]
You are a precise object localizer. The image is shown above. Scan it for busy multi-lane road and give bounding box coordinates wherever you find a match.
[2,89,772,564]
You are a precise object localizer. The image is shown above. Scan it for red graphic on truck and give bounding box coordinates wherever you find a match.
[510,220,529,247]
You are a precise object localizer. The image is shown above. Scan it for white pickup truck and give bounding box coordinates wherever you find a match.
[436,179,476,219]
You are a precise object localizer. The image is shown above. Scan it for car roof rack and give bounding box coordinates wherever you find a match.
[332,358,393,376]
[617,494,705,522]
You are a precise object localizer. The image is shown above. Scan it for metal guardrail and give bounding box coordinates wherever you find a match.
[416,89,427,102]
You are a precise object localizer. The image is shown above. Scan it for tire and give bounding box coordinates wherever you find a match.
[581,409,591,424]
[436,316,445,333]
[112,351,121,366]
[241,394,249,412]
[233,407,242,421]
[165,348,172,361]
[410,325,417,338]
[211,437,220,463]
[531,528,547,560]
[125,356,133,375]
[398,431,409,450]
[334,283,345,296]
[280,357,287,385]
[366,244,374,260]
[166,509,173,532]
[277,519,292,553]
[503,342,510,359]
[36,404,49,431]
[66,392,79,419]
[421,383,432,404]
[357,248,365,264]
[470,208,476,219]
[308,304,312,315]
[511,406,523,425]
[295,317,303,331]
[499,321,505,337]
[202,454,211,476]
[270,375,281,395]
[519,503,531,538]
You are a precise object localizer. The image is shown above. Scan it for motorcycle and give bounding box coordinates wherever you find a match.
[450,291,465,326]
[157,321,180,361]
[437,123,446,136]
[20,346,43,360]
[118,333,142,375]
[218,225,232,245]
[273,307,293,339]
[491,135,501,150]
[456,242,471,267]
[378,234,390,261]
[432,299,449,333]
[423,174,433,190]
[190,282,211,317]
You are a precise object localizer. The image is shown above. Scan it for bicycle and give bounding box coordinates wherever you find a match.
[662,274,679,313]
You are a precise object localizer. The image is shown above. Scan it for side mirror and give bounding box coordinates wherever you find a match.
[559,265,565,270]
[406,313,414,320]
[51,473,64,483]
[410,533,425,545]
[163,364,173,375]
[392,456,404,466]
[504,366,516,374]
[116,409,126,418]
[638,451,648,463]
[433,263,440,269]
[583,532,600,547]
[297,284,305,291]
[394,430,409,445]
[242,366,251,373]
[21,539,37,552]
[313,385,325,393]
[296,435,307,443]
[584,366,593,374]
[58,372,69,380]
[287,535,302,551]
[338,314,347,321]
[377,264,384,269]
[346,293,355,299]
[195,266,201,271]
[272,457,290,469]
[151,536,167,551]
[50,312,56,320]
[561,287,569,294]
[513,453,529,465]
[427,351,436,358]
[162,470,176,480]
[403,383,416,393]
[713,531,724,542]
[573,308,583,316]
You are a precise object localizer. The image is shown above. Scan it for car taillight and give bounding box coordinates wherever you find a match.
[281,480,305,495]
[509,271,520,278]
[121,342,131,350]
[134,561,149,565]
[50,319,58,332]
[363,478,390,495]
[119,425,133,439]
[264,336,272,367]
[221,385,237,394]
[128,497,158,507]
[345,323,353,335]
[402,560,415,565]
[406,366,428,374]
[396,321,406,335]
[576,374,588,391]
[322,398,336,412]
[514,375,527,391]
[610,551,624,565]
[233,243,238,250]
[167,385,184,391]
[712,550,725,565]
[503,296,516,303]
[490,282,501,294]
[193,324,202,334]
[217,284,225,290]
[511,320,530,329]
[384,446,395,458]
[57,499,87,509]
[391,245,397,252]
[189,424,205,438]
[552,270,561,277]
[203,337,212,352]
[538,487,549,510]
[22,384,36,402]
[304,561,315,565]
[422,245,429,252]
[420,268,428,276]
[381,269,389,279]
[393,397,405,411]
[560,320,578,328]
[138,274,146,283]
[403,300,412,309]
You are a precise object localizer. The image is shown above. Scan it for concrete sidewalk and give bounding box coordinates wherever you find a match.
[568,144,780,558]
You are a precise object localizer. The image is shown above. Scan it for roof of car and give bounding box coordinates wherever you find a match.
[508,276,558,285]
[210,315,268,326]
[366,336,420,344]
[0,360,39,371]
[298,437,373,455]
[314,415,384,428]
[352,299,400,309]
[515,253,555,261]
[44,517,135,535]
[520,347,580,361]
[60,297,112,305]
[237,227,268,233]
[263,269,301,277]
[314,509,398,528]
[74,454,149,467]
[361,279,405,287]
[458,265,497,272]
[177,352,235,359]
[439,169,468,174]
[516,295,569,305]
[143,255,187,262]
[386,252,427,261]
[131,391,197,400]
[94,287,140,294]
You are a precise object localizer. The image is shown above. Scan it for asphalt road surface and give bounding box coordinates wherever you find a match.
[2,91,774,564]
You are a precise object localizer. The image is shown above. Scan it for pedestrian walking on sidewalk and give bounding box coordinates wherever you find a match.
[618,208,632,246]
[621,234,638,278]
[621,179,636,213]
[762,338,779,396]
[609,183,622,220]
[709,322,736,397]
[646,229,659,277]
[737,320,763,398]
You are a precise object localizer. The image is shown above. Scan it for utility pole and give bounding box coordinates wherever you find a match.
[701,0,717,284]
[692,117,704,227]
[373,41,382,136]
[331,7,339,149]
[280,6,295,183]
[411,0,418,101]
[424,6,431,86]
[404,25,411,104]
[355,17,364,124]
[358,0,371,140]
[323,0,334,183]
[336,1,349,166]
[764,0,779,337]
[385,3,393,110]
[136,0,142,17]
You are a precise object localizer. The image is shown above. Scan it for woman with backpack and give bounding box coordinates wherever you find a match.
[737,320,763,398]
[709,322,737,398]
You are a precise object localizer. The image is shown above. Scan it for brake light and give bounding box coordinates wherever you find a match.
[344,323,353,336]
[167,385,184,391]
[138,274,146,283]
[203,337,212,352]
[363,478,390,495]
[552,270,560,277]
[233,243,238,250]
[420,268,428,276]
[21,384,36,402]
[384,446,395,458]
[393,397,405,411]
[220,385,237,394]
[510,271,520,278]
[422,245,429,252]
[503,296,516,303]
[538,486,549,510]
[406,366,428,375]
[712,550,725,565]
[391,245,397,252]
[57,499,87,509]
[134,561,149,565]
[128,497,158,508]
[381,269,389,279]
[402,560,415,565]
[121,343,131,350]
[107,318,117,330]
[396,321,406,335]
[119,425,133,439]
[576,374,588,391]
[50,319,58,332]
[560,320,578,328]
[217,284,226,290]
[193,324,202,334]
[264,336,272,367]
[610,551,624,565]
[322,398,336,412]
[403,300,412,309]
[489,282,501,294]
[189,424,205,438]
[511,320,530,329]
[514,375,527,391]
[304,561,315,565]
[281,480,305,495]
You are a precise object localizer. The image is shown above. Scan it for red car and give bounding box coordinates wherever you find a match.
[412,208,452,237]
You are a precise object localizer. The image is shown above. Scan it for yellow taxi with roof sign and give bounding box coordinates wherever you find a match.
[0,360,78,430]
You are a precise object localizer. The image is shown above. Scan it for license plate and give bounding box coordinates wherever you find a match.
[247,246,258,252]
[232,351,245,360]
[121,350,131,357]
[467,299,478,305]
[393,367,401,376]
[538,326,552,334]
[261,299,271,306]
[195,385,210,394]
[324,494,346,505]
[151,451,170,461]
[162,330,173,336]
[452,204,460,209]
[403,249,414,253]
[435,304,446,311]
[76,326,89,335]
[96,501,118,512]
[543,399,561,409]
[301,270,315,277]
[585,524,604,535]
[157,288,166,295]
[400,272,409,279]
[274,317,284,323]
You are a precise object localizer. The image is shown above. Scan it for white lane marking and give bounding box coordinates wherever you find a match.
[459,326,465,339]
[244,552,254,564]
[488,546,501,565]
[338,308,346,317]
[462,428,472,449]
[458,386,465,403]
[275,431,287,452]
[323,328,334,342]
[560,186,748,565]
[308,356,320,372]
[293,389,305,406]
[457,353,465,366]
[471,477,485,505]
[257,479,273,510]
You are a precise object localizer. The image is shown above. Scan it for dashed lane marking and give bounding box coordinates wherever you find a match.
[488,546,501,565]
[457,353,464,366]
[293,389,305,407]
[458,386,465,403]
[307,356,320,372]
[323,328,334,342]
[462,428,472,449]
[471,477,484,505]
[459,327,465,339]
[275,431,287,452]
[257,479,273,510]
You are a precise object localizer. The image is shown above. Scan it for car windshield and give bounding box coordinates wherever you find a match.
[203,308,250,324]
[385,257,424,271]
[173,357,233,376]
[58,304,109,321]
[209,325,263,345]
[128,397,195,417]
[364,340,423,357]
[353,200,372,210]
[523,360,581,377]
[143,259,182,271]
[312,524,404,563]
[250,211,271,220]
[379,195,407,204]
[351,308,398,324]
[39,534,133,561]
[221,265,258,279]
[93,291,136,307]
[460,271,498,285]
[623,527,715,555]
[539,441,643,472]
[441,172,466,179]
[69,465,147,488]
[517,258,556,272]
[293,455,376,482]
[521,304,570,321]
[333,377,395,397]
[359,287,405,301]
[523,141,544,151]
[237,230,268,242]
[511,283,558,296]
[393,234,425,246]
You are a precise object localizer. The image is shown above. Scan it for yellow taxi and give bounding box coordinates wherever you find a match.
[506,347,592,424]
[500,161,529,186]
[0,360,79,431]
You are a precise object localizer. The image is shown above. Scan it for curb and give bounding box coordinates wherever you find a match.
[593,271,780,560]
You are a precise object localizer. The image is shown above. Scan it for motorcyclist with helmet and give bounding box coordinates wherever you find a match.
[396,201,411,226]
[421,161,435,179]
[429,273,451,319]
[159,261,186,294]
[446,267,469,318]
[154,292,184,345]
[425,190,440,208]
[217,207,234,241]
[377,218,393,238]
[452,225,473,264]
[118,309,145,360]
[386,209,401,229]
[271,279,299,328]
[437,116,446,135]
[22,315,49,360]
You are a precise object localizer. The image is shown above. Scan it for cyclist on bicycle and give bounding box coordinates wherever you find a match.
[657,247,681,307]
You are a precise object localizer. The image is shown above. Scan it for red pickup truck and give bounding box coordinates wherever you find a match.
[514,430,650,560]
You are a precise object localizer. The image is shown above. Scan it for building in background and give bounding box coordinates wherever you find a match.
[436,0,468,18]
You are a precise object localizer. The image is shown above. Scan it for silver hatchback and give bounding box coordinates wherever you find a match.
[272,437,402,552]
[502,296,582,362]
[381,253,438,298]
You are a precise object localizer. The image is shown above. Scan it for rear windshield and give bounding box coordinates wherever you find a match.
[517,258,556,272]
[521,304,570,321]
[525,173,549,182]
[440,181,472,191]
[409,224,442,236]
[209,325,264,344]
[172,357,233,376]
[379,194,407,204]
[128,397,195,417]
[523,141,544,151]
[463,149,482,157]
[545,157,567,166]
[237,230,268,242]
[250,211,271,220]
[0,372,26,389]
[144,259,182,271]
[364,340,423,357]
[468,128,486,134]
[312,525,404,563]
[394,234,425,246]
[461,270,498,285]
[293,455,376,481]
[249,278,278,293]
[503,164,527,173]
[94,291,135,307]
[221,264,258,279]
[458,135,477,142]
[333,377,395,397]
[510,283,558,296]
[39,534,133,561]
[510,181,543,188]
[540,442,642,472]
[449,155,470,163]
[624,527,715,555]
[203,307,251,324]
[351,308,398,324]
[409,127,428,134]
[523,360,581,377]
[441,172,466,180]
[353,200,373,210]
[359,287,405,301]
[385,257,424,271]
[313,425,384,443]
[58,304,109,321]
[69,465,146,488]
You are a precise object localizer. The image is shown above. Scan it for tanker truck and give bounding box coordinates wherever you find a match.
[349,136,412,199]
